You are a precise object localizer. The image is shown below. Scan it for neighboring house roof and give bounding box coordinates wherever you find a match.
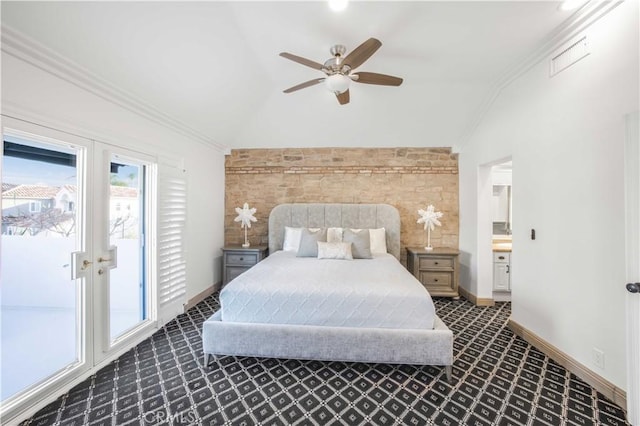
[110,186,138,198]
[1,184,137,200]
[2,184,59,199]
[2,183,18,193]
[60,184,77,194]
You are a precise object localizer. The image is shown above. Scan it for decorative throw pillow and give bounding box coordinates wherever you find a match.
[369,228,387,254]
[343,228,372,259]
[317,242,353,260]
[283,226,303,252]
[296,228,327,257]
[327,227,344,243]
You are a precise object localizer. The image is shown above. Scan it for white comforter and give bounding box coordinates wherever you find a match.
[220,251,436,329]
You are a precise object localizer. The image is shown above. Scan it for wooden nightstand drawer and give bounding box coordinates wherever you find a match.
[406,247,460,299]
[226,253,258,266]
[419,257,454,270]
[226,266,250,283]
[420,271,452,287]
[221,246,268,286]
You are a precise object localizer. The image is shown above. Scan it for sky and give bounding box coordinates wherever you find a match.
[2,136,139,188]
[2,156,77,187]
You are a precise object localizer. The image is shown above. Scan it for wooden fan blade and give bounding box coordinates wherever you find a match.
[352,72,403,86]
[283,78,325,93]
[279,52,324,70]
[336,90,350,105]
[342,38,382,70]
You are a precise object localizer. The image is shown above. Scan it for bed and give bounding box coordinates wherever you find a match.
[203,203,453,381]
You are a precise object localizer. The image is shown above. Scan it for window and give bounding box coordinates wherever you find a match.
[29,201,41,213]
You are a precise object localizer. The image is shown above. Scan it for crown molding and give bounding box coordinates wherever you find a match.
[1,25,229,153]
[457,0,624,149]
[1,102,183,164]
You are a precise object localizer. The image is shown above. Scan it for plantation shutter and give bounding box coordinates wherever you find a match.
[157,165,188,325]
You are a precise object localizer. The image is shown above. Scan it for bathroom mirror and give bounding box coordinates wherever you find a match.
[492,185,511,236]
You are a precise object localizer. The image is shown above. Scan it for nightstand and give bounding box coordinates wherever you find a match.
[222,246,268,286]
[406,247,460,298]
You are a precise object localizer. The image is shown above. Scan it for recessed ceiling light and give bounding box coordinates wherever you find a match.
[560,0,587,11]
[329,0,348,12]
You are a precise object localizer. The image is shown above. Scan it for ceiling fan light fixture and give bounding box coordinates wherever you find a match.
[280,37,402,105]
[325,74,350,94]
[328,0,348,12]
[560,0,587,10]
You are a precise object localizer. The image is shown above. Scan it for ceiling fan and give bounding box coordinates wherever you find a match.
[279,37,403,105]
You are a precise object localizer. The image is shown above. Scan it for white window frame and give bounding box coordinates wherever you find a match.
[29,201,41,213]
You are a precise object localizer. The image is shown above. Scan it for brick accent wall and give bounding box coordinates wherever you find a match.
[225,147,458,262]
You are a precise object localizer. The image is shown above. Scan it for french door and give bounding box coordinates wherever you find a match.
[0,119,156,418]
[89,143,155,364]
[625,111,639,425]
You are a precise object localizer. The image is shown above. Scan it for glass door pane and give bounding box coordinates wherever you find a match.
[108,156,147,342]
[1,135,83,401]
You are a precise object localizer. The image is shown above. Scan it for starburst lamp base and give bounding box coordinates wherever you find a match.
[425,228,433,251]
[242,226,250,248]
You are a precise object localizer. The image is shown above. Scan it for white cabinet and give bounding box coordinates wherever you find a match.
[493,252,511,291]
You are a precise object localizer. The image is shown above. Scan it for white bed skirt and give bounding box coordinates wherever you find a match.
[203,311,453,381]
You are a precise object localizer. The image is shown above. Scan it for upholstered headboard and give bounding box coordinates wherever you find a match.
[268,203,401,259]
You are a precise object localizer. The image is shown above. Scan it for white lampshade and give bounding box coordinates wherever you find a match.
[325,74,350,94]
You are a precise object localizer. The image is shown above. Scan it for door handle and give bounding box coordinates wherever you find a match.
[627,282,640,293]
[71,252,93,279]
[506,265,510,273]
[98,246,118,269]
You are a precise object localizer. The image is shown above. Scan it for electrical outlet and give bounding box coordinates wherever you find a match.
[593,348,605,369]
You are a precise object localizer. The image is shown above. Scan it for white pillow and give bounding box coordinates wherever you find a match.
[283,227,321,252]
[283,227,302,252]
[317,241,353,260]
[285,227,385,253]
[369,228,387,254]
[327,227,343,243]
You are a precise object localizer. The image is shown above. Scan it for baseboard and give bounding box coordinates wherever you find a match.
[508,319,627,410]
[492,291,512,302]
[184,282,221,311]
[458,286,495,306]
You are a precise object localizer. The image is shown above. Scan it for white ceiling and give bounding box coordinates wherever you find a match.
[1,1,575,150]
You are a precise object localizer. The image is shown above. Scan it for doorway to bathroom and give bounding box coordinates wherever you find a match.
[491,161,512,302]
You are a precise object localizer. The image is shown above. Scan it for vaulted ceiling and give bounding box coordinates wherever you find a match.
[2,1,577,150]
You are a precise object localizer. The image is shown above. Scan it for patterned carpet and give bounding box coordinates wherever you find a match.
[21,295,629,425]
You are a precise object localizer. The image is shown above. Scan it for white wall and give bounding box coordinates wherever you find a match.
[1,52,226,303]
[459,0,639,389]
